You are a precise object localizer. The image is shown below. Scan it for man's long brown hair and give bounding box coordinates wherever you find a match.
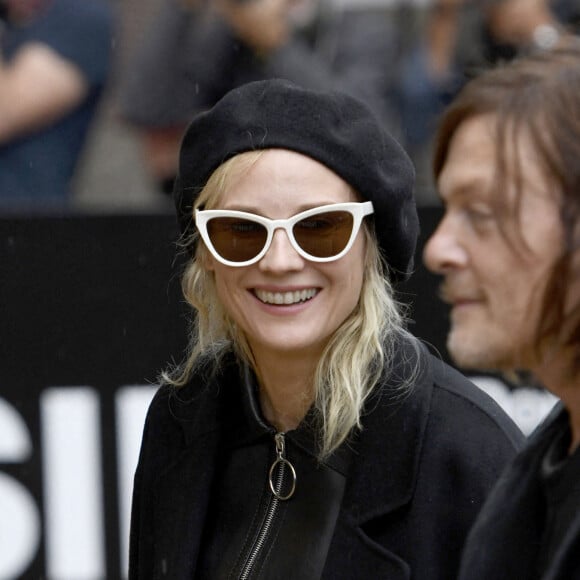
[433,39,580,372]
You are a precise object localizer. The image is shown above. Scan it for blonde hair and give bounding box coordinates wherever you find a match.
[165,151,417,458]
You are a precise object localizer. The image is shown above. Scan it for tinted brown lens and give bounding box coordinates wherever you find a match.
[293,211,354,258]
[207,217,268,262]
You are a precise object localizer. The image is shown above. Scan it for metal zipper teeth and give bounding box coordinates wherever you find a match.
[239,463,284,580]
[238,433,286,580]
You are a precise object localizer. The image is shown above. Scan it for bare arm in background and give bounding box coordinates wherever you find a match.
[0,1,88,144]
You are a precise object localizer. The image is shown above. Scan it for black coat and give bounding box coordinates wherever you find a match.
[129,339,524,579]
[458,403,580,580]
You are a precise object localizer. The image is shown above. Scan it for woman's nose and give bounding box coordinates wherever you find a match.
[259,229,305,272]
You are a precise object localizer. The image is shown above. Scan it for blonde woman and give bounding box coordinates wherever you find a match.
[129,79,523,580]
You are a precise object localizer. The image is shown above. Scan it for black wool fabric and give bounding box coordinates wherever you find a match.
[174,78,419,282]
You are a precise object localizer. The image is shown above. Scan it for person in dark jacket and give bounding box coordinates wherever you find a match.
[118,0,399,196]
[424,39,580,580]
[129,78,523,579]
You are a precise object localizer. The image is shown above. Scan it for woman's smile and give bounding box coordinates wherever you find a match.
[253,287,319,306]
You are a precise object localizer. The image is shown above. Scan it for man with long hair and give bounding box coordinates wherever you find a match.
[424,40,580,579]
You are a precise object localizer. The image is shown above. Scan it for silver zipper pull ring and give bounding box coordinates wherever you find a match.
[269,433,297,501]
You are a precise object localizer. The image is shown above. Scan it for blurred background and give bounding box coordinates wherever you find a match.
[74,0,580,210]
[1,0,577,578]
[2,0,578,210]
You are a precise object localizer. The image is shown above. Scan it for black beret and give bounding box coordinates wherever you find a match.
[175,79,418,282]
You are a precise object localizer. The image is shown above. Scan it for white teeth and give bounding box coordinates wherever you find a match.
[255,288,317,305]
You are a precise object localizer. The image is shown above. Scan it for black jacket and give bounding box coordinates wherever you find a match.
[129,339,523,579]
[458,403,580,580]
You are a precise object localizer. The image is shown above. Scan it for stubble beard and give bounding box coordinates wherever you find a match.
[446,325,516,373]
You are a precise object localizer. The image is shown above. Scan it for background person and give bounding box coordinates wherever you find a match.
[129,79,523,579]
[118,0,401,196]
[398,0,578,198]
[424,40,580,579]
[0,0,114,207]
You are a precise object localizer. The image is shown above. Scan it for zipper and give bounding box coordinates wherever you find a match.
[238,432,297,580]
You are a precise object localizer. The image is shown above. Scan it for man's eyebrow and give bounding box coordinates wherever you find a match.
[439,178,492,203]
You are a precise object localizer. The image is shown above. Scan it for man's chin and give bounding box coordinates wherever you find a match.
[447,332,495,371]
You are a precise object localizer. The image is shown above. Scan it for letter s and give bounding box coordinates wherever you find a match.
[0,397,41,579]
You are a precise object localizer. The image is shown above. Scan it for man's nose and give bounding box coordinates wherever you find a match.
[423,215,468,274]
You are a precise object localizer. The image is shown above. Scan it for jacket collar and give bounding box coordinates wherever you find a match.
[153,341,431,579]
[170,340,432,521]
[169,352,241,446]
[530,403,580,580]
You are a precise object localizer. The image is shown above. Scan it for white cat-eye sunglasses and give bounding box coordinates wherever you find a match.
[195,201,374,267]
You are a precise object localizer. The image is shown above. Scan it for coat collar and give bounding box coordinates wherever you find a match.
[457,402,578,580]
[530,403,580,580]
[169,352,241,445]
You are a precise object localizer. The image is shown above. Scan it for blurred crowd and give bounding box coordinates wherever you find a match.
[1,0,579,211]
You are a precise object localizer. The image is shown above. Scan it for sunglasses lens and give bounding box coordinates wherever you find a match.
[293,211,354,258]
[207,217,268,262]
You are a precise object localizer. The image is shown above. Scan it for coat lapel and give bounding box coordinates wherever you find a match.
[322,517,411,579]
[323,341,432,579]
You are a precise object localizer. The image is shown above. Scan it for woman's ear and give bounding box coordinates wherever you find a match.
[198,246,215,272]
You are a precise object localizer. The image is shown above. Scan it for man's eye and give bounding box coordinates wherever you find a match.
[465,206,494,222]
